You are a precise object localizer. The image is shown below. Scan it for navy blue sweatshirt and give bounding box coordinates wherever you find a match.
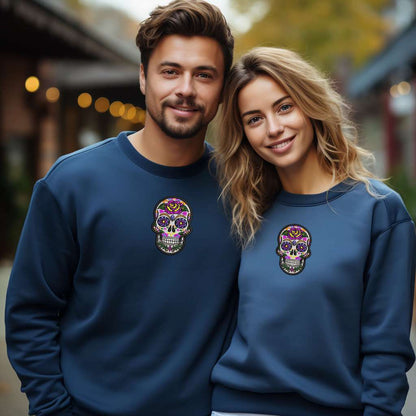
[5,131,240,416]
[212,181,415,416]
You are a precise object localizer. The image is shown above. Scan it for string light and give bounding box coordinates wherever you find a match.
[131,107,146,124]
[46,87,60,103]
[78,92,92,108]
[390,81,412,97]
[109,101,125,117]
[25,76,40,93]
[126,106,137,121]
[397,81,411,95]
[121,103,135,120]
[75,92,145,124]
[95,97,110,113]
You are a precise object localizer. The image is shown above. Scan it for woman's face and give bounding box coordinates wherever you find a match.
[238,75,316,175]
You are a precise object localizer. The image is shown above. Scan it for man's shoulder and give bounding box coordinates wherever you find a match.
[45,137,117,179]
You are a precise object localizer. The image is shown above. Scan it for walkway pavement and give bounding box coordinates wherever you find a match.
[0,265,28,415]
[1,265,416,415]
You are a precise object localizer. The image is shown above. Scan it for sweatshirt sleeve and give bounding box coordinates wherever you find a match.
[5,180,78,416]
[361,214,416,416]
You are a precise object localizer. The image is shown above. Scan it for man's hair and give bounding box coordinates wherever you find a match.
[136,0,234,78]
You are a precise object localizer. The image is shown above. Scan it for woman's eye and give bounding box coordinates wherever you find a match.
[280,103,293,113]
[247,116,261,125]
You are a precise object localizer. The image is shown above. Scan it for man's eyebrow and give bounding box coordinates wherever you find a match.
[195,65,219,75]
[159,61,182,68]
[241,95,290,118]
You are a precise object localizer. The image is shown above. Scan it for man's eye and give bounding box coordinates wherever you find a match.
[163,70,177,76]
[197,73,212,79]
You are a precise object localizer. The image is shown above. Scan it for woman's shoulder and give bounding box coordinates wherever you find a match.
[367,178,395,196]
[365,179,413,230]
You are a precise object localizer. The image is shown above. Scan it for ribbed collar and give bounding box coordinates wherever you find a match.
[277,181,356,206]
[117,131,211,179]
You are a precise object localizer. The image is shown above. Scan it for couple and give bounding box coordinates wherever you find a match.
[5,1,415,415]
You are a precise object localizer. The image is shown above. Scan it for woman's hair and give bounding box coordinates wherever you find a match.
[136,0,234,79]
[214,47,379,248]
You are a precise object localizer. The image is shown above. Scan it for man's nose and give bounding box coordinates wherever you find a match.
[176,74,196,97]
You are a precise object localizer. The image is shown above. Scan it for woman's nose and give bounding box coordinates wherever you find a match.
[267,117,284,137]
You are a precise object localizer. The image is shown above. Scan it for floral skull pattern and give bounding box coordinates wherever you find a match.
[276,224,311,275]
[152,197,192,255]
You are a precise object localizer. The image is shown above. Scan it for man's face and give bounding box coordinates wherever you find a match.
[140,35,225,140]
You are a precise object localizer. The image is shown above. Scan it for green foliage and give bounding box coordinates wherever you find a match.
[387,169,416,222]
[231,0,390,72]
[0,154,31,259]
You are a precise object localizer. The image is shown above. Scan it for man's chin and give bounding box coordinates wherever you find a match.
[148,110,206,139]
[161,123,205,140]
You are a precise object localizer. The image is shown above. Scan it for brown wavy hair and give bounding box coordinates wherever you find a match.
[136,0,234,79]
[214,47,379,247]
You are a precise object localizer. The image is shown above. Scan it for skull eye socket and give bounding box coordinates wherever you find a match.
[175,216,188,229]
[157,215,170,227]
[281,241,292,251]
[296,242,307,253]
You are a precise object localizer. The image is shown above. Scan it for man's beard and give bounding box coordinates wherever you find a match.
[148,99,206,139]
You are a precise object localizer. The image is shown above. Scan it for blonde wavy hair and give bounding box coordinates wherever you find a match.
[214,47,379,248]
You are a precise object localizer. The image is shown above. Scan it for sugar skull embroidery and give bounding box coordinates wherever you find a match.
[276,224,311,275]
[152,197,192,255]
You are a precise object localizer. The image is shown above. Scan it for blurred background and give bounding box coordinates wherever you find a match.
[0,0,415,414]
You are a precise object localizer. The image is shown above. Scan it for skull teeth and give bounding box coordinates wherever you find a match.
[285,259,300,266]
[161,236,181,245]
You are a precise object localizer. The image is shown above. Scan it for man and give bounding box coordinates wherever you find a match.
[5,1,239,415]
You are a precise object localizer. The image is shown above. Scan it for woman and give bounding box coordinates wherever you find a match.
[211,47,415,416]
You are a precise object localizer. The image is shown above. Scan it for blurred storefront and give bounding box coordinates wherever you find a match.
[348,16,416,180]
[0,0,144,259]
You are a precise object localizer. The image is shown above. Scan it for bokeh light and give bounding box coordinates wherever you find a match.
[78,92,92,108]
[25,76,40,93]
[131,107,146,124]
[109,101,125,117]
[390,85,399,98]
[95,97,110,113]
[121,103,136,120]
[46,87,60,103]
[397,81,411,95]
[126,106,137,121]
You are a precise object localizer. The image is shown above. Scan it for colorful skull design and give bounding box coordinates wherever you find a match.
[276,224,311,275]
[152,197,192,255]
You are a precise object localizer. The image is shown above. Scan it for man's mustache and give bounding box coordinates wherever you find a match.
[162,99,204,112]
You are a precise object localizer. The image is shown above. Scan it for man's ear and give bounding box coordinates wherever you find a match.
[139,64,146,95]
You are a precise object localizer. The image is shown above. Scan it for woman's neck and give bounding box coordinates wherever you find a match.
[277,151,337,195]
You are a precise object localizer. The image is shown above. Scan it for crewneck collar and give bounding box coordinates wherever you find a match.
[277,181,356,206]
[117,131,211,179]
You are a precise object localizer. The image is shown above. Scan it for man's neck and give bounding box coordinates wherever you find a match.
[128,125,206,167]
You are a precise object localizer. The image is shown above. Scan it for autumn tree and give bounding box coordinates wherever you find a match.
[63,0,87,13]
[231,0,390,73]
